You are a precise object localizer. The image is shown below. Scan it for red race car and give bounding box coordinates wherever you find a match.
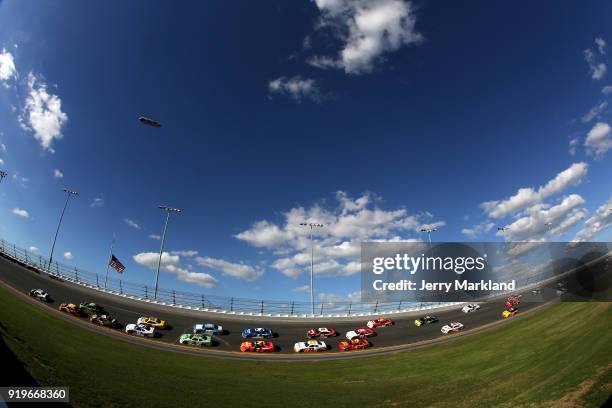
[504,295,522,308]
[346,327,376,340]
[306,327,337,338]
[366,317,395,328]
[240,340,275,353]
[338,338,370,351]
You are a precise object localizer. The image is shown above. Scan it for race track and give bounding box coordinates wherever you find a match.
[0,254,565,360]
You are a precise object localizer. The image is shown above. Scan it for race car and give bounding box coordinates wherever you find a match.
[90,314,117,328]
[137,316,167,329]
[240,340,276,353]
[345,328,376,340]
[441,322,464,334]
[29,288,50,302]
[241,327,273,339]
[179,333,213,347]
[125,323,155,337]
[306,327,337,338]
[192,323,223,335]
[338,338,370,351]
[504,295,522,308]
[58,303,81,315]
[293,339,328,353]
[414,315,439,327]
[79,302,104,317]
[366,317,395,328]
[462,304,481,313]
[502,307,518,318]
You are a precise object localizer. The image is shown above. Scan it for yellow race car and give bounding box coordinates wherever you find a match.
[137,316,167,329]
[502,307,518,318]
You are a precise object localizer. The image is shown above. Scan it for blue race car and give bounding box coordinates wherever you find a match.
[241,327,273,339]
[192,323,224,335]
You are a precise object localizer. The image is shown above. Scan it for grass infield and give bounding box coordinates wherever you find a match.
[0,284,610,407]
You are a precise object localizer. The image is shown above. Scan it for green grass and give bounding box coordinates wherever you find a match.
[1,285,611,408]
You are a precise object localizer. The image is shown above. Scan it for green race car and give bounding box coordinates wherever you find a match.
[79,302,104,316]
[179,333,213,347]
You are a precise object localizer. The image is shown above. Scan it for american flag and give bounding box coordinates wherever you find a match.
[109,254,125,273]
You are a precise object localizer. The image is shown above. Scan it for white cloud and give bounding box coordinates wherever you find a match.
[292,284,311,292]
[133,251,218,288]
[11,172,29,188]
[53,168,64,179]
[480,162,588,219]
[28,246,39,253]
[124,218,141,229]
[63,251,74,260]
[0,158,3,166]
[0,143,6,153]
[148,234,161,240]
[0,48,17,83]
[268,76,320,101]
[595,37,607,55]
[584,48,607,80]
[568,137,579,156]
[310,0,422,74]
[195,256,263,281]
[498,194,587,241]
[170,250,199,257]
[573,196,612,242]
[21,72,68,151]
[236,191,442,278]
[584,122,612,158]
[461,221,495,238]
[90,196,104,208]
[12,208,29,218]
[581,101,607,123]
[602,85,612,95]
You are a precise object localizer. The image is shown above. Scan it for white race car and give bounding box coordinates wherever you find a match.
[441,322,464,334]
[29,288,50,302]
[293,339,328,353]
[461,304,480,313]
[125,323,155,337]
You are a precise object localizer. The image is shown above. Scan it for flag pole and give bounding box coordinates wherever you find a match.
[104,233,115,289]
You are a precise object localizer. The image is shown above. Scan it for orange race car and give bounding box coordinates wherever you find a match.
[58,303,81,315]
[240,340,276,353]
[338,338,370,351]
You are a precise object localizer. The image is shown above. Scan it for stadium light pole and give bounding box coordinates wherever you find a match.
[48,188,78,274]
[300,222,324,315]
[0,170,7,184]
[420,227,437,245]
[154,205,181,300]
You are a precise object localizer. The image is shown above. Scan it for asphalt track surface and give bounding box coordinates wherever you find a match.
[0,253,571,361]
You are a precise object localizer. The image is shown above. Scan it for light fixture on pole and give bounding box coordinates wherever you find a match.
[300,222,324,315]
[0,170,7,184]
[154,205,181,300]
[48,188,78,274]
[420,227,437,245]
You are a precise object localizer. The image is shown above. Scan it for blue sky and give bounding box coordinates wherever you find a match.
[1,0,611,302]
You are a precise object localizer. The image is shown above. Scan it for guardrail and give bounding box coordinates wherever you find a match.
[0,237,559,318]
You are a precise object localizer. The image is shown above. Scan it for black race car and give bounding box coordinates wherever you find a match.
[414,315,439,327]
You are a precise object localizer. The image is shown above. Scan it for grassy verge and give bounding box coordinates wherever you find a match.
[1,284,610,408]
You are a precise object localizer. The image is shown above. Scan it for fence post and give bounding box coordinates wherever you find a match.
[25,249,29,264]
[290,301,295,315]
[74,267,78,282]
[348,302,352,315]
[144,285,148,299]
[119,280,123,294]
[230,297,234,312]
[201,295,205,308]
[260,300,264,314]
[13,244,17,258]
[96,273,99,287]
[172,290,176,305]
[56,261,60,277]
[374,300,379,314]
[398,300,402,311]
